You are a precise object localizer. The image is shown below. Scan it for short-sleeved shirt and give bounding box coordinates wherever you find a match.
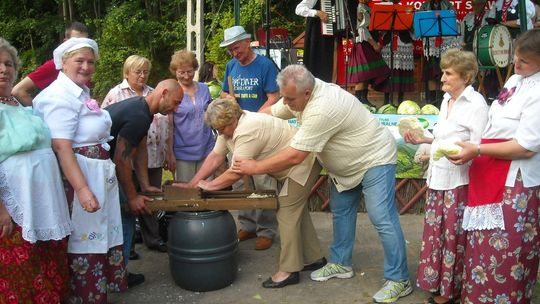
[105,97,153,157]
[173,81,215,161]
[222,54,279,112]
[33,72,112,148]
[27,59,59,90]
[101,79,168,168]
[271,79,397,192]
[427,85,488,190]
[213,111,315,189]
[484,72,540,187]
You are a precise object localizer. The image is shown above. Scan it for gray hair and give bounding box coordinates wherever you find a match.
[276,64,315,94]
[0,37,21,81]
[440,48,478,85]
[205,98,244,129]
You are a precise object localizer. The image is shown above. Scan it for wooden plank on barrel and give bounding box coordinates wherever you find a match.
[163,185,201,200]
[147,199,206,211]
[202,189,276,198]
[145,197,278,211]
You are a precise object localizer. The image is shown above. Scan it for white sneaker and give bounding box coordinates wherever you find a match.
[310,263,354,281]
[372,280,413,303]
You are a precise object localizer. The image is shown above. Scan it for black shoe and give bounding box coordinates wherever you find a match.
[262,272,299,288]
[129,250,140,260]
[148,242,167,253]
[301,257,327,271]
[127,272,145,288]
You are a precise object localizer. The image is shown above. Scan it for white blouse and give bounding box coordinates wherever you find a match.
[484,72,540,187]
[33,72,113,148]
[427,85,488,190]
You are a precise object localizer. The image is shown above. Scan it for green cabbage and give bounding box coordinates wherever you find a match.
[397,117,424,139]
[433,142,462,161]
[397,100,421,115]
[377,104,397,114]
[421,104,440,115]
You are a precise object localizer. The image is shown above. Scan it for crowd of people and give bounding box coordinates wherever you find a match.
[2,2,540,303]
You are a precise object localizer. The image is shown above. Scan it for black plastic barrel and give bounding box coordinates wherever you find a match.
[168,210,238,291]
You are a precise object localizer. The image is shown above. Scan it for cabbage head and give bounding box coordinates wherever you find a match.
[397,100,421,114]
[397,117,424,139]
[421,104,440,115]
[433,141,462,161]
[377,104,397,114]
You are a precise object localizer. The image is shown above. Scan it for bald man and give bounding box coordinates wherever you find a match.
[105,79,183,287]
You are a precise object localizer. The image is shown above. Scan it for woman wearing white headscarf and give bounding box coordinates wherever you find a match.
[33,37,127,303]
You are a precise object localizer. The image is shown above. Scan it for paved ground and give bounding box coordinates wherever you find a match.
[109,212,539,304]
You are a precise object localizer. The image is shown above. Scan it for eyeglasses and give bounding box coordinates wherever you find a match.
[213,125,225,134]
[133,70,150,76]
[176,69,195,76]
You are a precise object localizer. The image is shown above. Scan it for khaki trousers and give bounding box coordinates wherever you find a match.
[277,161,324,272]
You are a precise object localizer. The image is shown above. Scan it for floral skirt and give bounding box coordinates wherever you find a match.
[461,174,540,304]
[67,245,127,304]
[0,225,69,304]
[416,186,467,300]
[65,144,127,304]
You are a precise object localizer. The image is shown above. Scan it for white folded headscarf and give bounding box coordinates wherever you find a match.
[53,37,99,69]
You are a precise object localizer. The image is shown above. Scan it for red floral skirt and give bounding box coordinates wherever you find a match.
[0,225,69,304]
[67,245,127,304]
[461,173,540,304]
[64,144,127,303]
[416,186,468,300]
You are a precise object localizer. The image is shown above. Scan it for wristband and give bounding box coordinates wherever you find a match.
[477,144,481,157]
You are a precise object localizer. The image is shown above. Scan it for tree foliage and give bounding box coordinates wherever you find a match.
[1,0,305,100]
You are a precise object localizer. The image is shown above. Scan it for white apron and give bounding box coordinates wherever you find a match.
[0,148,72,243]
[68,154,123,254]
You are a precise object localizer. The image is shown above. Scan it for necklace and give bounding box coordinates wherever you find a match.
[0,96,19,106]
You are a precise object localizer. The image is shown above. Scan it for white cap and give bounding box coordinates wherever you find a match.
[53,37,99,69]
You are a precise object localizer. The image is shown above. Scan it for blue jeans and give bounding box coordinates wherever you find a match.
[119,186,135,267]
[329,164,409,281]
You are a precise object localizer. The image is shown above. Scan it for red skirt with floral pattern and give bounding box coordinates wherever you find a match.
[0,225,69,304]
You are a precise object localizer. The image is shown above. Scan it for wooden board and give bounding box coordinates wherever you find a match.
[146,197,278,211]
[143,185,278,211]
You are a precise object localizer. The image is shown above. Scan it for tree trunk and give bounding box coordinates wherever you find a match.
[68,0,73,21]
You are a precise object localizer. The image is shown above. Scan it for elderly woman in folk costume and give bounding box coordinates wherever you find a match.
[33,37,127,303]
[0,37,72,304]
[448,29,540,304]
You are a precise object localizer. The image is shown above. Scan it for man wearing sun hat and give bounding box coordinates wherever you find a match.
[219,25,280,250]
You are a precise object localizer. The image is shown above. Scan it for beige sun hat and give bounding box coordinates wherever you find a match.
[219,26,252,48]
